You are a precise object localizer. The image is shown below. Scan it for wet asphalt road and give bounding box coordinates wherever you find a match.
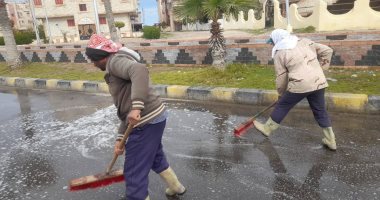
[0,87,379,200]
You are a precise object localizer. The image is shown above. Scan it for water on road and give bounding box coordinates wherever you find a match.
[0,87,379,200]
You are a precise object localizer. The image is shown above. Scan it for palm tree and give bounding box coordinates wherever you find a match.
[0,0,22,69]
[103,0,119,42]
[174,0,254,69]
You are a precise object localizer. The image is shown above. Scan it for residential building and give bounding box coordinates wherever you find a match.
[6,1,33,30]
[157,0,182,31]
[32,0,140,43]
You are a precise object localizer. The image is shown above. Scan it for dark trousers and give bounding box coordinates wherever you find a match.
[270,88,331,128]
[124,120,169,200]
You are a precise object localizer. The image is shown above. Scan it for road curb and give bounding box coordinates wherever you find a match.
[0,76,379,113]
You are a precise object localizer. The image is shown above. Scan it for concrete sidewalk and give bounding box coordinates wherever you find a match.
[1,76,379,113]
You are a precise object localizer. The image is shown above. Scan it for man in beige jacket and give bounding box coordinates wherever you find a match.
[254,29,337,150]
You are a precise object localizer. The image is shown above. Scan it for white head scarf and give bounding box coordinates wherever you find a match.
[270,29,299,58]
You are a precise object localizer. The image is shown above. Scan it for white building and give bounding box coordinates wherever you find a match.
[6,1,33,31]
[32,0,140,43]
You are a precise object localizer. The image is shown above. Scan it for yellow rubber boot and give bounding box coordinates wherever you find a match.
[159,167,186,196]
[254,117,280,137]
[322,127,337,150]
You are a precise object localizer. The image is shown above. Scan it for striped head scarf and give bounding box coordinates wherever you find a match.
[85,34,122,61]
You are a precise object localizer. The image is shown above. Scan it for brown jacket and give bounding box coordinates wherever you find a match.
[105,51,165,140]
[273,38,333,94]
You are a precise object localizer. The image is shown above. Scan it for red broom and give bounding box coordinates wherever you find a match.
[69,124,133,191]
[233,101,277,137]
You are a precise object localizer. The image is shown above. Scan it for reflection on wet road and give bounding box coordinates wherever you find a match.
[0,87,379,200]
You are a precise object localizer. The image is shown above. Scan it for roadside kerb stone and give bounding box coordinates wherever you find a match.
[153,84,167,98]
[0,77,6,86]
[326,93,368,112]
[15,78,26,87]
[57,80,71,90]
[35,79,46,89]
[70,81,85,91]
[234,88,262,105]
[24,78,38,88]
[234,88,311,108]
[188,86,213,101]
[98,82,109,93]
[368,96,380,112]
[46,79,59,90]
[0,76,379,113]
[166,85,189,99]
[6,77,18,86]
[260,90,278,105]
[211,87,238,102]
[83,82,99,93]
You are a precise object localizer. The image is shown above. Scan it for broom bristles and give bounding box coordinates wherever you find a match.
[233,120,254,137]
[69,169,124,191]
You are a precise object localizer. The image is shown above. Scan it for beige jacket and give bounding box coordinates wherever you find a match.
[273,38,333,94]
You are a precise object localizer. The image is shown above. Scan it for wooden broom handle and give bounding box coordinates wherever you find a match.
[106,124,134,174]
[249,100,278,121]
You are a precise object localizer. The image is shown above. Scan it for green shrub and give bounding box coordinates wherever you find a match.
[0,29,39,45]
[38,25,48,43]
[142,26,161,39]
[114,21,125,29]
[14,30,34,44]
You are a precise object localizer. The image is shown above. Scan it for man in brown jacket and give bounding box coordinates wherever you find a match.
[254,29,337,150]
[85,34,186,200]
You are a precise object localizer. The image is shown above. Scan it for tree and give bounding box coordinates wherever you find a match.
[0,0,22,69]
[174,0,253,69]
[103,0,119,42]
[114,21,125,30]
[114,21,125,38]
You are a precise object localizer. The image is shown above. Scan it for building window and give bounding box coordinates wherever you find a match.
[79,4,87,11]
[34,0,42,6]
[99,17,107,24]
[55,0,63,5]
[67,19,75,27]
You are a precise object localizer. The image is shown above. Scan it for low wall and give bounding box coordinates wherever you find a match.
[1,33,379,67]
[0,76,379,113]
[219,9,265,30]
[274,0,380,32]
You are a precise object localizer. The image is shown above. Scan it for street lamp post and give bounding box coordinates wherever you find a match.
[29,0,41,45]
[42,0,52,44]
[92,0,100,34]
[130,16,135,37]
[285,0,293,32]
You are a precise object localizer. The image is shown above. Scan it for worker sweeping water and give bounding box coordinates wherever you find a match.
[254,29,337,151]
[83,34,186,200]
